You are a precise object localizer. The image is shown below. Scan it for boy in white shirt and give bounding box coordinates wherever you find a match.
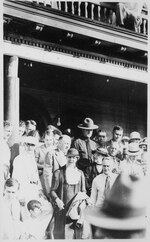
[24,199,53,239]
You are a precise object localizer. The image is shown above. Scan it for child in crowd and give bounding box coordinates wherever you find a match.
[2,178,24,239]
[24,199,53,239]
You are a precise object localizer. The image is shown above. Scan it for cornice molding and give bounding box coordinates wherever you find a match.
[4,34,147,72]
[3,0,147,51]
[3,38,148,84]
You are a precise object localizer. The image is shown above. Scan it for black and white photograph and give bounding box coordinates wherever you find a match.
[1,0,149,240]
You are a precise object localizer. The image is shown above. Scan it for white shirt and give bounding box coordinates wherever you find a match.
[24,209,52,239]
[2,140,10,180]
[12,152,42,203]
[90,173,118,207]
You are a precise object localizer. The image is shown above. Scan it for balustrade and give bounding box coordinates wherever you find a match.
[25,1,148,35]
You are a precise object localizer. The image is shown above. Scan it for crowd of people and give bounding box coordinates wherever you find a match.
[1,117,148,239]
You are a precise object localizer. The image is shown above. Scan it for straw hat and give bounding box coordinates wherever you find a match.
[78,118,98,130]
[85,174,147,230]
[129,131,141,140]
[127,143,140,155]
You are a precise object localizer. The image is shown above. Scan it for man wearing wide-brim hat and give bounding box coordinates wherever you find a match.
[85,173,148,239]
[72,117,98,196]
[120,143,144,178]
[92,147,108,178]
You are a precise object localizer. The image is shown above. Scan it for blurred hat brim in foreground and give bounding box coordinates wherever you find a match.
[85,174,147,230]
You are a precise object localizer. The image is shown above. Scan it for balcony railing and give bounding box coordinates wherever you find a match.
[24,1,148,35]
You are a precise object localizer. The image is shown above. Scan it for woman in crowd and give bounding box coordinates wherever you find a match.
[50,148,87,239]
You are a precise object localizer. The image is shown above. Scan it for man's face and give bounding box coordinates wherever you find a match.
[109,143,119,157]
[58,136,71,155]
[4,185,18,201]
[140,145,147,152]
[102,158,113,175]
[26,124,35,135]
[94,153,103,173]
[3,126,13,141]
[82,129,93,138]
[19,126,25,137]
[26,143,36,152]
[53,134,60,148]
[113,130,123,142]
[97,131,107,144]
[44,134,54,147]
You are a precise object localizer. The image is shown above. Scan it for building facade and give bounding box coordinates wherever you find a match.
[3,1,148,142]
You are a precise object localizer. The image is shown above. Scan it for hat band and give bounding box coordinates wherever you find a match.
[102,200,145,219]
[128,150,140,153]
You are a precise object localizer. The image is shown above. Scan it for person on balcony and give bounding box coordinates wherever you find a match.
[116,2,143,31]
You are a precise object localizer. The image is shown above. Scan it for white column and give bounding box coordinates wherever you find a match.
[5,56,19,146]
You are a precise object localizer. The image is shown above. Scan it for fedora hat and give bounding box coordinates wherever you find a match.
[129,131,141,140]
[67,148,79,157]
[78,118,98,130]
[85,174,147,230]
[92,147,108,157]
[127,143,140,155]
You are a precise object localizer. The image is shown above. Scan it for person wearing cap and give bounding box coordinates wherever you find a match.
[129,131,141,143]
[90,156,118,208]
[120,142,144,178]
[50,148,86,239]
[12,136,47,206]
[106,125,124,159]
[85,173,148,239]
[72,117,98,195]
[92,147,108,179]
